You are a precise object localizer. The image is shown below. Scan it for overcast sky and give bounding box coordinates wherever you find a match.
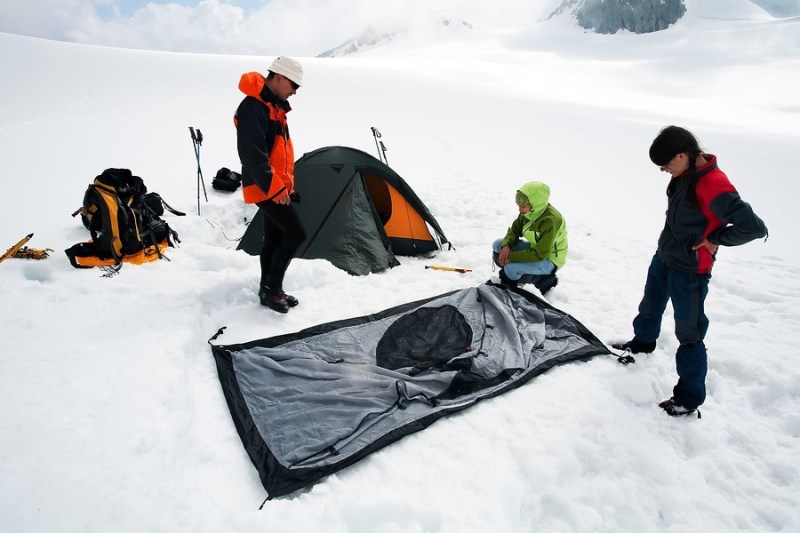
[0,0,565,57]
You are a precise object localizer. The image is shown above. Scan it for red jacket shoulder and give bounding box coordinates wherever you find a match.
[696,159,736,205]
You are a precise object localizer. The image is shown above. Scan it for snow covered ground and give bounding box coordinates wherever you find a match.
[1,2,799,531]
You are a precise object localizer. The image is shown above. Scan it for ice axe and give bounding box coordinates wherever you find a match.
[425,265,472,274]
[1,233,34,264]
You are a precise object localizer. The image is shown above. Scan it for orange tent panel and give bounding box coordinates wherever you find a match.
[364,173,434,242]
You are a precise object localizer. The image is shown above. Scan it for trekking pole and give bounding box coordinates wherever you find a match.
[189,127,208,215]
[370,127,389,165]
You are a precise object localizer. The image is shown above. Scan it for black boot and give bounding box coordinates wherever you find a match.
[259,286,299,308]
[260,246,297,311]
[516,266,559,295]
[658,397,700,418]
[611,339,656,354]
[277,290,299,307]
[498,268,518,288]
[259,287,290,313]
[534,274,558,295]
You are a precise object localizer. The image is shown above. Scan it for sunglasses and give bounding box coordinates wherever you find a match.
[659,153,682,171]
[285,76,299,91]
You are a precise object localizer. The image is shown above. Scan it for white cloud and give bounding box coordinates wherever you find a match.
[0,0,99,40]
[68,0,249,53]
[0,0,563,56]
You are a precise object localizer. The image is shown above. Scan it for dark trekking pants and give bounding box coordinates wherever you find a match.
[632,254,710,409]
[257,200,306,292]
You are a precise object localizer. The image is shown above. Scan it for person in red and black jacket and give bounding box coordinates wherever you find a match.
[235,56,307,313]
[613,126,767,417]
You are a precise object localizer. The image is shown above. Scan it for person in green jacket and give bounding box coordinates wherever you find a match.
[492,181,568,294]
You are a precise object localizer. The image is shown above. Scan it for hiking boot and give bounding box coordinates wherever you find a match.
[658,397,701,418]
[259,289,290,313]
[516,271,559,295]
[534,274,558,295]
[498,269,518,288]
[278,290,299,307]
[611,339,656,354]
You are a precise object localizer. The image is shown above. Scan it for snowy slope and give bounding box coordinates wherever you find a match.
[1,5,799,531]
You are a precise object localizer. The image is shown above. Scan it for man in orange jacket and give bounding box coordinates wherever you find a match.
[235,56,307,313]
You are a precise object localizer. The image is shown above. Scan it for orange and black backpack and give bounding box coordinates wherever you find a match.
[66,168,184,270]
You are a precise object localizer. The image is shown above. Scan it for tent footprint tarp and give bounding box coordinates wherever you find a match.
[211,283,612,498]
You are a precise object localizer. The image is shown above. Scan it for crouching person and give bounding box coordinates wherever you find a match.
[493,181,567,294]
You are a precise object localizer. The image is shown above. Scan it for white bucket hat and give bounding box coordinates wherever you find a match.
[268,56,303,87]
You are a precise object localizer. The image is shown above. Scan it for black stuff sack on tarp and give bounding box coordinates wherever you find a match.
[210,282,612,499]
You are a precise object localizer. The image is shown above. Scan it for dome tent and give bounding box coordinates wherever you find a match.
[237,146,450,275]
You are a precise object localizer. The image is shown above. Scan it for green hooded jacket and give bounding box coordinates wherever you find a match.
[501,181,568,269]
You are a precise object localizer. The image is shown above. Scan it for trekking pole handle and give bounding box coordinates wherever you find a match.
[189,127,203,145]
[371,127,384,163]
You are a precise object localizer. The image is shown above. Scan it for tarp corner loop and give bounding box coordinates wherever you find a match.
[208,326,227,344]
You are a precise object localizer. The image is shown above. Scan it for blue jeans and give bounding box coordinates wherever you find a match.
[632,254,710,409]
[492,239,556,279]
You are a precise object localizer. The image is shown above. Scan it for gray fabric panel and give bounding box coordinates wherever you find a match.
[293,164,354,228]
[231,285,595,470]
[233,351,454,465]
[300,174,396,275]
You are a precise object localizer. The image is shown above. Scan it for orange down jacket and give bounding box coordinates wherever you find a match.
[234,72,295,204]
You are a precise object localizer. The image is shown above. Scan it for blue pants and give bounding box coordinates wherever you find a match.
[632,254,710,409]
[492,239,556,279]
